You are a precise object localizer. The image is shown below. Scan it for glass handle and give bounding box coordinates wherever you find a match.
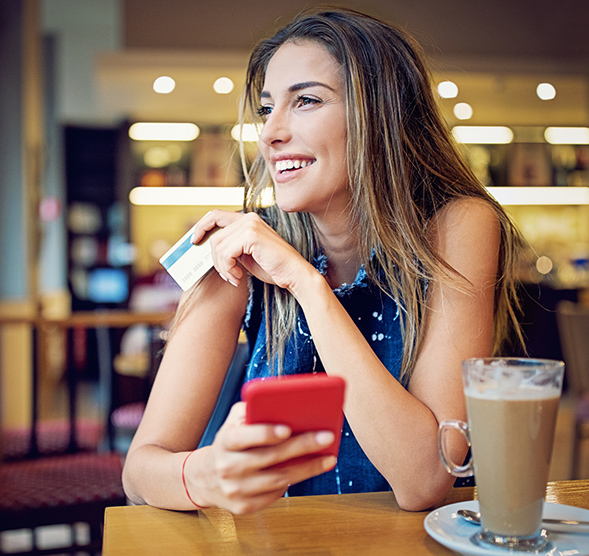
[438,419,474,478]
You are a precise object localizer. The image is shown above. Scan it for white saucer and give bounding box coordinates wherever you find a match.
[424,499,589,555]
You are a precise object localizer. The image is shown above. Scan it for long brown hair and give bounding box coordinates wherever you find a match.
[238,7,524,382]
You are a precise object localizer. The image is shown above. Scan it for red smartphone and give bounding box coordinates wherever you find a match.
[242,374,346,462]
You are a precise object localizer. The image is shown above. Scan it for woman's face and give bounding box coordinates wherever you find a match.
[258,41,350,220]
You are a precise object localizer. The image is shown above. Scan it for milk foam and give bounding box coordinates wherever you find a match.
[465,385,560,401]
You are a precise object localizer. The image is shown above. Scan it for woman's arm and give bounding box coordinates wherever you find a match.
[123,260,338,514]
[122,270,249,508]
[288,199,500,510]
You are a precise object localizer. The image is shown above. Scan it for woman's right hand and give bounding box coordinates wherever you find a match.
[191,210,315,294]
[186,402,337,514]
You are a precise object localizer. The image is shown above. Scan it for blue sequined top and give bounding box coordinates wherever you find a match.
[242,252,405,496]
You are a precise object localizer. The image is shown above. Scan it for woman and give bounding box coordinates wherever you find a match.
[122,7,523,514]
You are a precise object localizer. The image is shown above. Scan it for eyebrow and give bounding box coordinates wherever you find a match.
[260,81,336,98]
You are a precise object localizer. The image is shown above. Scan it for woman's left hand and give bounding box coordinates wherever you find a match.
[191,210,312,291]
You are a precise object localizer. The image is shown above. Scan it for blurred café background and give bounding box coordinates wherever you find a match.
[1,0,589,516]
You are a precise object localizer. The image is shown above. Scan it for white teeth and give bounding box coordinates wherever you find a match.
[275,159,315,172]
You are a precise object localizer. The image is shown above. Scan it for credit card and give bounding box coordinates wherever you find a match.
[159,226,218,291]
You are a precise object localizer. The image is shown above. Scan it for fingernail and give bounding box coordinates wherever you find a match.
[219,273,227,282]
[322,456,337,470]
[227,277,239,287]
[316,431,335,446]
[274,425,290,438]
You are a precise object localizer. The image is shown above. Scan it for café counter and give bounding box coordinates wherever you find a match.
[103,479,589,555]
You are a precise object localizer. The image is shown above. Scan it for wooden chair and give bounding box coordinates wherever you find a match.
[556,300,589,479]
[0,319,127,556]
[0,452,126,555]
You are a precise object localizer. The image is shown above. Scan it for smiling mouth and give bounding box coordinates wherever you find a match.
[275,159,316,173]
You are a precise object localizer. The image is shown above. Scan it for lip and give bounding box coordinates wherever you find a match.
[270,153,315,164]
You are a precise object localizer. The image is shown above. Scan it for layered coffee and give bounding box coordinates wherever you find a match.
[465,390,560,537]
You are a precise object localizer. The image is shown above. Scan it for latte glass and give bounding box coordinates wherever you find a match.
[439,358,564,550]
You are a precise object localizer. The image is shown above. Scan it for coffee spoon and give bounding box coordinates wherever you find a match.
[457,509,589,528]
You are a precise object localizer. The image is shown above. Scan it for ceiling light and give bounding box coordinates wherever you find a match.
[536,83,556,100]
[129,122,200,141]
[213,77,234,94]
[129,186,275,207]
[452,126,514,144]
[535,256,553,275]
[486,186,589,205]
[454,102,473,120]
[231,123,262,142]
[128,185,589,207]
[130,186,243,206]
[437,80,458,99]
[544,127,589,145]
[153,76,176,94]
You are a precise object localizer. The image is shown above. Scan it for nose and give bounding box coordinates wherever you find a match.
[259,108,292,146]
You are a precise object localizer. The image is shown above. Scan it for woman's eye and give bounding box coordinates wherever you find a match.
[256,105,273,118]
[296,95,321,108]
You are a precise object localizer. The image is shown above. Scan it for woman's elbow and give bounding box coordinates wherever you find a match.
[392,475,454,512]
[121,456,146,506]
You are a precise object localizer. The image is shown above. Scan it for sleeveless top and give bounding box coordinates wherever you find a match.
[242,252,405,496]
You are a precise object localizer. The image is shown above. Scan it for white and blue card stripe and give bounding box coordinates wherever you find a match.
[160,232,194,270]
[159,226,216,291]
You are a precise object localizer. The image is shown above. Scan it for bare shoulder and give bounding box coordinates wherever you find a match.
[432,197,500,254]
[433,197,500,240]
[430,197,501,285]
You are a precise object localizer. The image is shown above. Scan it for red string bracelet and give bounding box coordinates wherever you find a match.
[181,450,208,510]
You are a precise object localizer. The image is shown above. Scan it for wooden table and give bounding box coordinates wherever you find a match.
[103,480,589,555]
